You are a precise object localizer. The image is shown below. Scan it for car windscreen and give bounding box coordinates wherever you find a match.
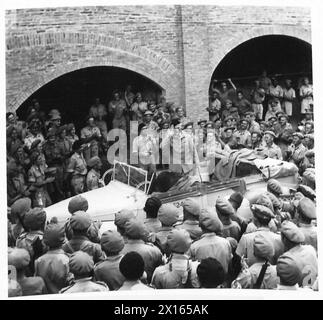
[114,161,148,191]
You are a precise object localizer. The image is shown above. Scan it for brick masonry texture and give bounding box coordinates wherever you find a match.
[6,5,311,121]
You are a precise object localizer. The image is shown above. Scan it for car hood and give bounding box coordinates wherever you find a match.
[44,180,148,224]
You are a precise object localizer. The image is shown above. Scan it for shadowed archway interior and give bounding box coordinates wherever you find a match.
[211,35,312,86]
[17,66,163,132]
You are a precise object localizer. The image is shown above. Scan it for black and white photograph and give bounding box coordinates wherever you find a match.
[3,0,322,300]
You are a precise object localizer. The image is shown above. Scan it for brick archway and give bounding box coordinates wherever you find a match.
[6,32,181,112]
[201,26,312,108]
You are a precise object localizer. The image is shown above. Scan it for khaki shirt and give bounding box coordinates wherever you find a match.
[175,220,202,241]
[144,218,162,234]
[261,143,282,160]
[121,239,163,283]
[189,233,232,273]
[236,227,284,266]
[34,248,70,294]
[62,235,105,264]
[298,223,317,251]
[67,153,87,176]
[94,254,125,291]
[118,280,154,291]
[18,276,47,296]
[285,244,318,287]
[151,254,200,289]
[60,277,108,293]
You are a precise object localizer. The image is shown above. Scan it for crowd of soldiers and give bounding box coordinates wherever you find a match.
[8,177,317,295]
[7,72,317,296]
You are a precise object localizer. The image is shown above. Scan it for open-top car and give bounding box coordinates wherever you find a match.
[45,154,299,234]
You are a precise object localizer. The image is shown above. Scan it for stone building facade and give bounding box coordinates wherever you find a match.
[6,5,311,121]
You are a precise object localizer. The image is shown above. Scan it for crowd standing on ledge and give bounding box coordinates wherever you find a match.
[7,72,317,295]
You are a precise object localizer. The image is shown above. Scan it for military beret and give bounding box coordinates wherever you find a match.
[267,179,283,196]
[229,192,244,208]
[255,194,274,212]
[251,204,275,221]
[114,209,135,229]
[167,229,192,253]
[268,116,277,122]
[276,254,301,286]
[158,203,180,226]
[264,131,277,138]
[215,197,235,216]
[297,185,316,201]
[11,198,31,218]
[124,219,149,240]
[100,230,125,254]
[70,211,92,231]
[43,223,66,248]
[206,121,215,128]
[199,208,223,233]
[253,233,274,260]
[8,248,30,270]
[298,197,316,220]
[264,192,282,211]
[144,197,162,215]
[24,207,46,230]
[68,195,89,214]
[87,156,101,168]
[30,139,42,150]
[292,132,304,139]
[69,251,94,276]
[182,198,201,217]
[281,220,305,243]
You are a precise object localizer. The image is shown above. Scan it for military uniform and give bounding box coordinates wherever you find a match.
[288,143,307,166]
[189,234,231,273]
[60,277,108,293]
[285,245,318,287]
[94,254,125,291]
[118,280,154,291]
[144,218,162,233]
[43,140,65,196]
[62,236,105,264]
[175,220,202,241]
[298,224,317,251]
[261,142,283,160]
[86,168,101,191]
[121,239,163,283]
[34,249,70,294]
[248,262,279,289]
[66,152,88,194]
[236,228,283,267]
[151,254,200,289]
[24,133,45,150]
[80,125,101,163]
[28,164,52,207]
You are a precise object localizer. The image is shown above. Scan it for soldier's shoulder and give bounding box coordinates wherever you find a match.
[59,283,74,293]
[93,280,109,289]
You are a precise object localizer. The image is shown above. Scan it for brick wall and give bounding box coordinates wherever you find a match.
[6,5,311,120]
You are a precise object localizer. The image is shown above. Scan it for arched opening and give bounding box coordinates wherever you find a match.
[17,66,163,132]
[209,35,312,121]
